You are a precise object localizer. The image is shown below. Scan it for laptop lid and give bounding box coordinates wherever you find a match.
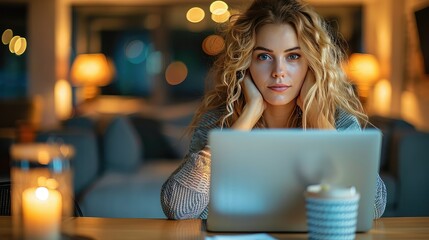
[207,129,382,232]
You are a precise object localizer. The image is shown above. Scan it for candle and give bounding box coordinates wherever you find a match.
[22,186,62,240]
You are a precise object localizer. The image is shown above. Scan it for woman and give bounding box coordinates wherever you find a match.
[161,0,387,220]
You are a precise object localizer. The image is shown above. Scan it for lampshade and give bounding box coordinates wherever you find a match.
[70,53,113,87]
[347,53,380,99]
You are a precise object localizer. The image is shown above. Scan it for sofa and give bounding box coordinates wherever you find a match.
[36,113,190,218]
[369,115,429,217]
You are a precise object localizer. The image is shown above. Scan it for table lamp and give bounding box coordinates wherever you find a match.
[70,53,113,100]
[10,143,74,240]
[347,53,380,102]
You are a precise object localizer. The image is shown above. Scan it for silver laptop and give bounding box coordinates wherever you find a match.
[207,129,382,232]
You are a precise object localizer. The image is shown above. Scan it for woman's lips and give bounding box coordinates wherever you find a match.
[268,85,290,92]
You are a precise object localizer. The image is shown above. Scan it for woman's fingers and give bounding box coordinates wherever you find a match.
[232,75,265,130]
[243,74,265,110]
[243,75,259,97]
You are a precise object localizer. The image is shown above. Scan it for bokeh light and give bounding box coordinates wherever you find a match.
[126,40,144,59]
[46,178,59,190]
[15,37,27,55]
[13,38,22,52]
[372,79,391,116]
[37,150,50,165]
[125,40,148,64]
[165,61,188,85]
[210,1,228,15]
[202,35,225,55]
[55,79,72,120]
[37,176,47,187]
[8,35,20,53]
[2,29,13,45]
[186,7,205,23]
[147,51,163,75]
[211,10,231,23]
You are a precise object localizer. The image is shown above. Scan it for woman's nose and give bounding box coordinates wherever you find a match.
[272,62,285,78]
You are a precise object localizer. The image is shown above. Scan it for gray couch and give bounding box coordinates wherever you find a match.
[369,116,429,217]
[36,114,187,218]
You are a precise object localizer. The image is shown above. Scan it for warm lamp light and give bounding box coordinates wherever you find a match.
[54,79,72,120]
[372,79,391,116]
[70,53,114,100]
[347,53,380,99]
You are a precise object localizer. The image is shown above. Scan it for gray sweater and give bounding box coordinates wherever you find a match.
[161,108,387,219]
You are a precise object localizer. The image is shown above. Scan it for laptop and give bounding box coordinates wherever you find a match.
[207,129,382,232]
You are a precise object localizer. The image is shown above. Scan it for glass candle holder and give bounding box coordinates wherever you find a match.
[10,143,74,240]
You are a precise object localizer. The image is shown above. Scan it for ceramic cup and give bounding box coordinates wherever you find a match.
[305,184,360,240]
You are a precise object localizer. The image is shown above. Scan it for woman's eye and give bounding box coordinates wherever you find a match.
[257,54,271,61]
[287,54,300,60]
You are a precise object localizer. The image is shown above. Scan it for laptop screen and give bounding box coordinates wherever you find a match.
[207,129,381,232]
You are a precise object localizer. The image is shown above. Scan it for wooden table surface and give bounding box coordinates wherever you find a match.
[1,216,429,239]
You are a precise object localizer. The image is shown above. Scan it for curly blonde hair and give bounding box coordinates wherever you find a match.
[190,0,367,131]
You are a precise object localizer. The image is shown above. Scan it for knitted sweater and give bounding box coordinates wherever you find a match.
[160,108,387,219]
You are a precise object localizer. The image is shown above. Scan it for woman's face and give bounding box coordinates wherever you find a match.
[249,23,309,106]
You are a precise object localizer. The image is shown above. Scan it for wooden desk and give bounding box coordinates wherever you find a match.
[1,216,428,240]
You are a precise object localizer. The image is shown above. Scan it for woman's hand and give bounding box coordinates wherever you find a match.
[243,74,265,116]
[232,74,266,131]
[297,69,315,110]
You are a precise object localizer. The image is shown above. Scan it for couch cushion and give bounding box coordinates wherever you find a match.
[63,115,98,131]
[397,132,429,216]
[78,160,180,218]
[37,129,99,196]
[368,115,415,171]
[128,115,178,160]
[103,116,142,172]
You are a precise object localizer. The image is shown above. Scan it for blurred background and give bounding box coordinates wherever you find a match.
[0,0,428,218]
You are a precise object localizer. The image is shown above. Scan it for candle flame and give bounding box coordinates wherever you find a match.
[35,187,49,201]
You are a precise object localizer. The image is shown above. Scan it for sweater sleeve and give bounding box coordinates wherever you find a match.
[335,109,387,219]
[160,110,220,219]
[374,174,387,219]
[335,108,361,131]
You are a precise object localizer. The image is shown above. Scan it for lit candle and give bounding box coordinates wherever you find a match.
[22,186,62,240]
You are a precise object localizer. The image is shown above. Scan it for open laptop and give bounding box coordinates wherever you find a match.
[207,129,382,232]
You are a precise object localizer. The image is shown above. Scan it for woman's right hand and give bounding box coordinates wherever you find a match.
[243,74,266,116]
[232,74,266,131]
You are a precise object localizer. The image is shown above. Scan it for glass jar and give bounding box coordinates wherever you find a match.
[10,143,74,240]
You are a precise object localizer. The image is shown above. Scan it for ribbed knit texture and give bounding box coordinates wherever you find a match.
[160,108,387,219]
